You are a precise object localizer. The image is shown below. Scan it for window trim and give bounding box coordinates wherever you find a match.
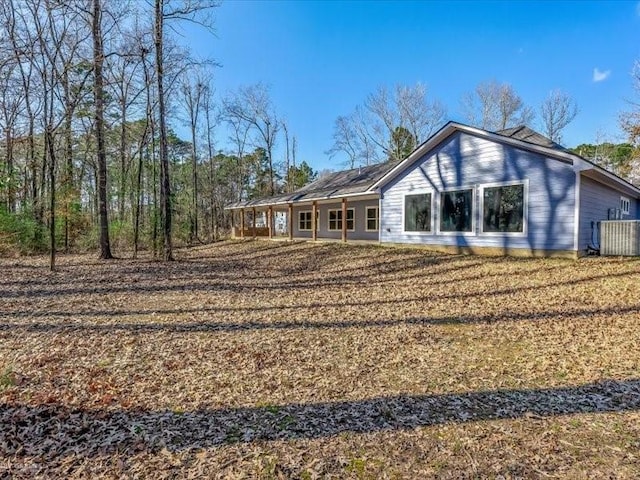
[365,206,379,232]
[479,180,529,237]
[437,186,476,236]
[620,196,631,215]
[298,210,313,231]
[327,207,355,232]
[402,191,434,234]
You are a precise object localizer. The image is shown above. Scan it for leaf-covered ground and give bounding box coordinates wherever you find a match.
[1,240,639,478]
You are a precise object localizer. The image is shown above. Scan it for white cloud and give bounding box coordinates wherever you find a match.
[593,67,611,82]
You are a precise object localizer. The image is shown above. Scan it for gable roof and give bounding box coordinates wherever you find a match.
[370,121,640,198]
[227,161,397,209]
[496,125,567,151]
[228,121,640,210]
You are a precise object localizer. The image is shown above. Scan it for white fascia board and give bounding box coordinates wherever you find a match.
[225,192,380,210]
[295,192,380,205]
[225,200,292,210]
[572,157,592,172]
[581,169,640,198]
[368,122,582,192]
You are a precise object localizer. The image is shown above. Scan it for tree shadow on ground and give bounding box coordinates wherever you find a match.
[1,268,637,309]
[1,304,639,332]
[1,378,638,458]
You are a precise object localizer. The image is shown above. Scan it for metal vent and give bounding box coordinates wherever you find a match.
[600,220,640,256]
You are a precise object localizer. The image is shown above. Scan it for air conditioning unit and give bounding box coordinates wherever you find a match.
[600,220,640,256]
[607,208,622,220]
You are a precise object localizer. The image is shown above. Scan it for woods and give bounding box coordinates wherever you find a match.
[0,0,216,263]
[0,0,317,264]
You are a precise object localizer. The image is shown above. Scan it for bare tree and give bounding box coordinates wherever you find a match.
[222,99,251,202]
[154,0,173,260]
[620,61,640,147]
[154,0,217,261]
[281,119,292,192]
[540,89,578,144]
[396,83,445,148]
[26,0,90,270]
[180,69,206,243]
[133,31,154,259]
[91,0,113,259]
[3,0,41,223]
[328,83,445,167]
[201,78,219,239]
[0,60,24,214]
[461,80,534,131]
[223,84,280,195]
[106,32,145,225]
[327,115,360,169]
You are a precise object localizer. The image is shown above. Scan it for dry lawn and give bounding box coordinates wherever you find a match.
[1,240,640,479]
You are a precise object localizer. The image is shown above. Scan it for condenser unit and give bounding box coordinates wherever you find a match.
[600,220,640,256]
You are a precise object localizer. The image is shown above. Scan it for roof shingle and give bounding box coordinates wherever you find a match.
[227,161,398,208]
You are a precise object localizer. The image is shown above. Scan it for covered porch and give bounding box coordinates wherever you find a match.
[225,161,393,244]
[228,194,380,243]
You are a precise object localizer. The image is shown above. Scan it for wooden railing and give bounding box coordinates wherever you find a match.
[233,227,270,238]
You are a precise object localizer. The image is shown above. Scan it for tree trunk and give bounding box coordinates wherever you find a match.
[283,123,290,193]
[135,53,153,258]
[63,69,73,252]
[190,108,198,244]
[93,0,113,259]
[119,97,127,223]
[149,103,158,257]
[46,127,56,271]
[5,128,13,213]
[206,107,215,240]
[133,139,145,259]
[155,0,173,261]
[267,142,275,196]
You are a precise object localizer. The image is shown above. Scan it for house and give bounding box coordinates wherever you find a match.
[226,122,640,257]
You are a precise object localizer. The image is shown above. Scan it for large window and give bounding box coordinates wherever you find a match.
[482,183,525,233]
[328,208,354,231]
[440,189,473,233]
[404,194,431,232]
[366,207,379,231]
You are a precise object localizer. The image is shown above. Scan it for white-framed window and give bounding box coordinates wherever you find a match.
[621,196,631,215]
[328,208,355,231]
[403,193,432,232]
[366,206,379,232]
[298,211,313,231]
[298,210,319,231]
[439,188,474,234]
[480,181,527,235]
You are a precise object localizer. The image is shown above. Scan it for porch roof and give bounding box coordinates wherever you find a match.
[226,161,397,209]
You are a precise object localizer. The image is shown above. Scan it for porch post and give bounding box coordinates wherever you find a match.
[268,206,273,239]
[231,210,236,238]
[288,203,294,240]
[312,201,318,241]
[240,209,245,239]
[341,197,347,243]
[252,207,257,239]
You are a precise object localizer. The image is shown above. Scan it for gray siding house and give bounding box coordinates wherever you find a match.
[227,122,640,258]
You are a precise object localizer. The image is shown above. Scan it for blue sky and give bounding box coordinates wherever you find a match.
[182,0,640,172]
